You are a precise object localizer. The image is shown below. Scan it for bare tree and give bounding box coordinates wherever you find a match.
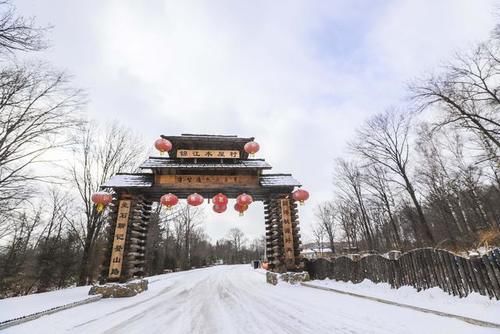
[0,201,43,294]
[227,227,246,254]
[335,159,375,249]
[0,0,81,242]
[337,201,358,251]
[0,1,47,54]
[315,201,337,253]
[68,122,145,285]
[352,110,435,244]
[0,66,82,231]
[362,165,401,248]
[173,204,205,269]
[411,41,500,150]
[33,188,74,292]
[311,223,326,256]
[250,235,266,260]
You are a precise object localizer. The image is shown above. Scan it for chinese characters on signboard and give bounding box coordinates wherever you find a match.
[156,174,258,187]
[176,149,240,159]
[108,200,131,279]
[280,199,295,266]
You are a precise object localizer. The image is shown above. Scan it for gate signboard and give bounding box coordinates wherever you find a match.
[108,200,131,279]
[280,199,295,267]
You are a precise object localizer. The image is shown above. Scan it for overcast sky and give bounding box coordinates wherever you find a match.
[15,0,497,243]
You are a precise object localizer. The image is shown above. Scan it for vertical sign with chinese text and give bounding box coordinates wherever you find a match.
[280,199,295,267]
[108,200,131,279]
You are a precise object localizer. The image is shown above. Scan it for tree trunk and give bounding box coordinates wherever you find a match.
[403,174,435,244]
[381,192,401,248]
[327,233,335,254]
[77,235,93,286]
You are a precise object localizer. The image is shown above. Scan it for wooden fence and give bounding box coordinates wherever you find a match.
[304,248,500,300]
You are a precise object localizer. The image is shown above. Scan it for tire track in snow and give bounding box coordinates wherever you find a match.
[5,265,498,334]
[71,269,207,331]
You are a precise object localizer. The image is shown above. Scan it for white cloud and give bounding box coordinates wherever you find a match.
[14,0,497,242]
[367,0,496,78]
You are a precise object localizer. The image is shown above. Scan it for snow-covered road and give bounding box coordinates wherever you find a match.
[4,265,498,334]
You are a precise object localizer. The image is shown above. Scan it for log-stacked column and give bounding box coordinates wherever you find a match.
[123,196,152,280]
[264,198,283,271]
[290,198,302,268]
[264,194,303,272]
[100,194,152,283]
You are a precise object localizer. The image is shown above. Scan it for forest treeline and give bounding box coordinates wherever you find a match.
[313,30,500,254]
[0,2,263,298]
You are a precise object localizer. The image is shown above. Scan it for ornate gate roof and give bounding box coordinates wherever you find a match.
[101,134,301,201]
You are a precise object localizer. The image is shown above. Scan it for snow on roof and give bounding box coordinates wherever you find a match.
[140,158,272,170]
[259,174,301,187]
[101,173,153,188]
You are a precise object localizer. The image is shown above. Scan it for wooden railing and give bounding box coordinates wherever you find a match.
[304,248,500,300]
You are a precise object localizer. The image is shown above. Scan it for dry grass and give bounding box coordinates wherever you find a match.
[476,228,500,249]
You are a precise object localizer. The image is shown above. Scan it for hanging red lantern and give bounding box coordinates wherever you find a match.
[244,141,260,157]
[160,193,178,209]
[91,191,113,213]
[234,202,249,216]
[154,138,172,155]
[236,193,253,206]
[187,193,204,206]
[213,204,227,213]
[212,193,228,206]
[292,188,310,205]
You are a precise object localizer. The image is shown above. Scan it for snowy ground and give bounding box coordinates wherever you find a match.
[306,278,500,324]
[1,265,499,334]
[0,285,92,322]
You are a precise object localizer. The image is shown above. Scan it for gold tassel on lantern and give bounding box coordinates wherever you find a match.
[97,203,105,213]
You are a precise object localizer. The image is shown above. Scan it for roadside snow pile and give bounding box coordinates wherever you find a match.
[308,278,500,324]
[0,286,92,323]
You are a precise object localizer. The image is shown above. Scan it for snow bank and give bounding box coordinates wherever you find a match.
[0,268,204,324]
[0,285,92,322]
[307,278,500,324]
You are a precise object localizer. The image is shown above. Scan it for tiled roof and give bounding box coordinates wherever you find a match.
[259,174,301,187]
[140,158,272,169]
[101,173,301,189]
[101,173,153,188]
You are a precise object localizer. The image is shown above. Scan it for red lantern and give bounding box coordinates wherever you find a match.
[187,193,204,206]
[91,191,113,213]
[244,141,260,157]
[160,193,178,209]
[237,193,253,206]
[212,193,228,206]
[292,188,310,205]
[154,138,172,155]
[234,202,248,216]
[213,204,227,213]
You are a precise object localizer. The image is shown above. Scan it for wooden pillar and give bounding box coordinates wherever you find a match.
[264,194,303,273]
[264,198,282,272]
[290,198,303,269]
[100,193,152,283]
[124,196,152,279]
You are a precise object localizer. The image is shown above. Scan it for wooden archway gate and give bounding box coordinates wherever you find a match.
[100,134,304,283]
